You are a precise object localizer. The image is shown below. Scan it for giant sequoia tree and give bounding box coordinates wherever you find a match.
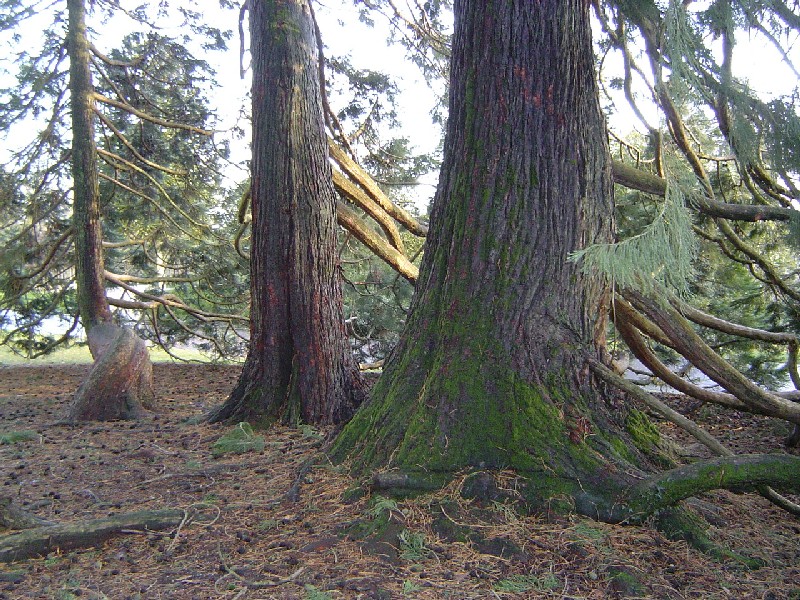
[209,0,365,426]
[332,0,800,519]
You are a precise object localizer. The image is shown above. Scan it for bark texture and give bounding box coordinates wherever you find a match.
[67,324,155,422]
[68,0,110,330]
[67,0,154,421]
[331,0,658,510]
[210,0,364,426]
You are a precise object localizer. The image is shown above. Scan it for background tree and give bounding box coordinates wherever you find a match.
[208,0,365,426]
[0,0,242,418]
[66,0,156,420]
[332,0,800,522]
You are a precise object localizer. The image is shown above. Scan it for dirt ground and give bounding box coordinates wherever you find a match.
[0,363,798,599]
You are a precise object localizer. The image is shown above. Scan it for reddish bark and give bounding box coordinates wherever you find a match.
[209,0,364,426]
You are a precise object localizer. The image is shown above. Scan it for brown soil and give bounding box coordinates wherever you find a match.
[0,363,798,599]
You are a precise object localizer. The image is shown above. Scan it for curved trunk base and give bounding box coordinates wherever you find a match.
[67,323,154,422]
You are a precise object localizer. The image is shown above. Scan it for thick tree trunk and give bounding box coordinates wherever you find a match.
[209,0,364,426]
[67,0,153,420]
[332,0,648,508]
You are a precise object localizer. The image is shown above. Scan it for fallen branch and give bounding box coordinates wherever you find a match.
[0,497,53,532]
[0,508,188,563]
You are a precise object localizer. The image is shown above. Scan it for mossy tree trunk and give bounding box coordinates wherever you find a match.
[332,0,650,510]
[66,0,154,421]
[209,0,364,426]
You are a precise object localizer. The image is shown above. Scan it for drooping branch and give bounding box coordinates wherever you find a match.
[624,290,800,424]
[614,298,800,403]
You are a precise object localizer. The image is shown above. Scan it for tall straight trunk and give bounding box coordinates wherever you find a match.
[68,0,111,330]
[209,0,364,426]
[332,0,648,510]
[66,0,154,422]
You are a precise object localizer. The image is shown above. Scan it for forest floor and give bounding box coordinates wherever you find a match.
[0,363,798,599]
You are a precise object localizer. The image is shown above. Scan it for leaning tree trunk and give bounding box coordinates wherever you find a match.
[209,0,364,426]
[332,0,654,512]
[66,0,154,422]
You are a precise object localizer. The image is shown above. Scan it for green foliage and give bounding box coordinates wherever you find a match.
[299,424,322,440]
[398,529,433,562]
[570,181,697,297]
[257,518,280,531]
[402,579,421,595]
[302,585,333,600]
[210,422,265,457]
[366,495,402,518]
[493,573,560,593]
[0,430,37,445]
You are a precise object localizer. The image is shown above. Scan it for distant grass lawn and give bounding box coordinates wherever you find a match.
[0,343,223,365]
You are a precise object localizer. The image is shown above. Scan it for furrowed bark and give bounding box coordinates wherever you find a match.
[209,0,364,427]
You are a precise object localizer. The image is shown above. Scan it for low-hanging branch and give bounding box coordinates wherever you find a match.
[102,238,147,249]
[589,359,800,518]
[103,271,248,324]
[624,290,800,424]
[104,271,202,285]
[614,297,800,403]
[626,454,800,519]
[674,297,799,344]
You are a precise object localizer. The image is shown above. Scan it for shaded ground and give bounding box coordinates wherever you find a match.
[0,363,798,599]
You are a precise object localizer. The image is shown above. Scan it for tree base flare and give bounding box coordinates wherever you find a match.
[67,324,155,422]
